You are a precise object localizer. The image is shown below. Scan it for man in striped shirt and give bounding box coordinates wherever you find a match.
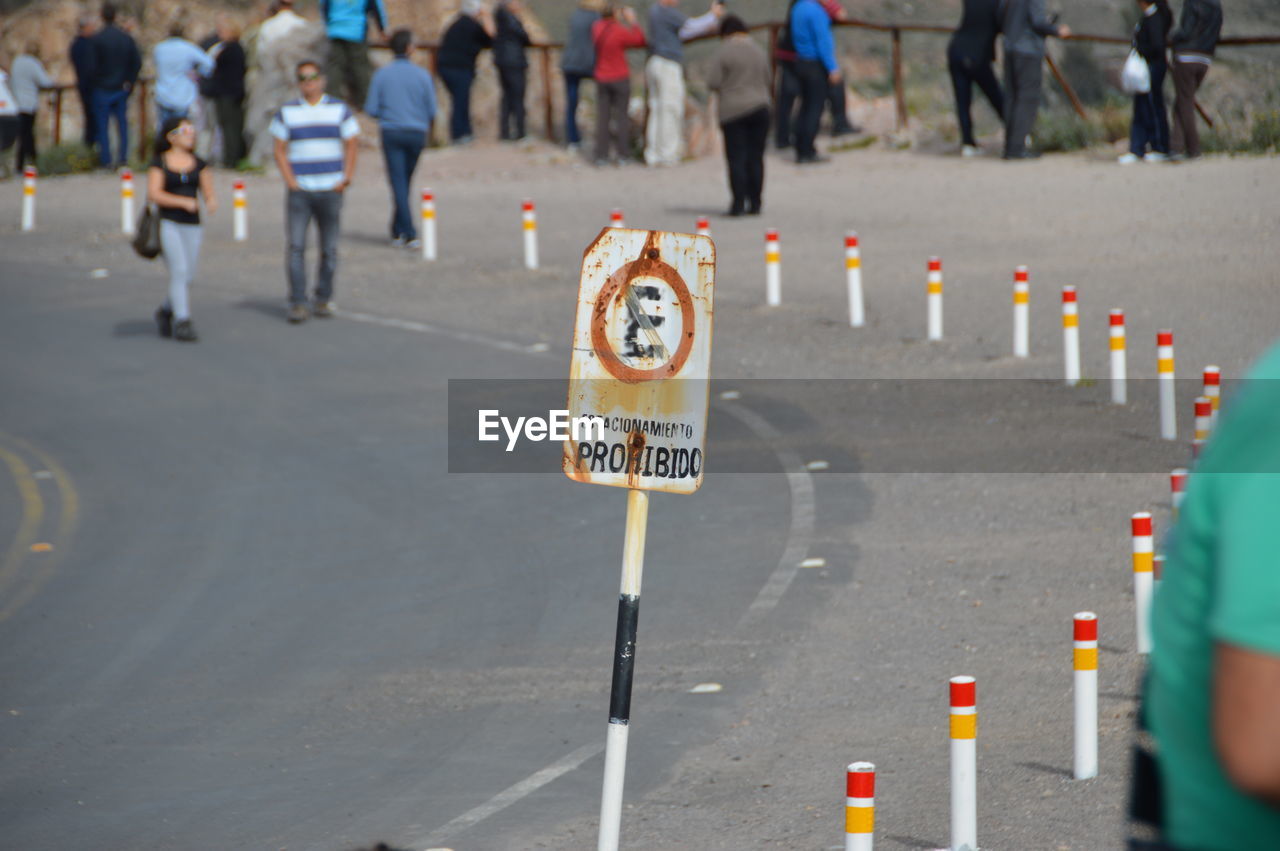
[270,60,361,324]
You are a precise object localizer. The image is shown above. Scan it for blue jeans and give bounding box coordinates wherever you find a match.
[93,88,130,167]
[286,190,343,305]
[380,127,425,240]
[438,67,475,141]
[1130,60,1169,156]
[563,72,590,145]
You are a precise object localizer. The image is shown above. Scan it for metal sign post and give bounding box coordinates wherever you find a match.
[565,227,715,851]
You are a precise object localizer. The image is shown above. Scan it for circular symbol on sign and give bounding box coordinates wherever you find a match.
[590,254,696,383]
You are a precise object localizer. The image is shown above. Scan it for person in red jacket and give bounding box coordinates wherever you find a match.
[592,5,646,165]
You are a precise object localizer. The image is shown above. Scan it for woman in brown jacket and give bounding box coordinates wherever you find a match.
[704,15,771,216]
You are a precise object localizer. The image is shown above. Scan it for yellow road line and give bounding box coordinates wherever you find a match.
[0,433,79,623]
[0,446,44,597]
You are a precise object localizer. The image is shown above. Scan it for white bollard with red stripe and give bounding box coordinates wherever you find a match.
[21,165,36,231]
[696,216,710,237]
[1062,286,1081,386]
[1158,330,1176,440]
[927,257,943,341]
[420,188,438,260]
[232,179,248,242]
[1203,366,1220,427]
[610,208,625,228]
[846,762,875,851]
[1132,512,1154,654]
[121,169,135,235]
[522,199,538,269]
[1073,612,1099,780]
[1193,396,1212,458]
[846,231,864,328]
[1012,266,1029,358]
[950,676,977,851]
[1109,309,1127,404]
[765,229,781,306]
[1170,468,1188,515]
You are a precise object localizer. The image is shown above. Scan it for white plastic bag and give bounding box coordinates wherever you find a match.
[1121,49,1151,95]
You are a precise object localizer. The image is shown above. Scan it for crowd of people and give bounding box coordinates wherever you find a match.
[0,0,1233,341]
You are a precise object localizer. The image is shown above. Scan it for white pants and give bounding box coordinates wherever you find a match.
[160,219,203,320]
[644,55,684,166]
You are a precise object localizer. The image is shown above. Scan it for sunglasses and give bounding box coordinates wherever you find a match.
[297,72,321,82]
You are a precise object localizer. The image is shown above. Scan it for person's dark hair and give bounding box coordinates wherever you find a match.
[719,14,748,36]
[101,2,117,24]
[296,59,321,77]
[168,22,186,39]
[155,116,187,156]
[600,4,617,18]
[389,28,413,56]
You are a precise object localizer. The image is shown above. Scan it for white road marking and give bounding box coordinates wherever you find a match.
[719,401,818,629]
[407,742,603,849]
[800,557,826,568]
[805,460,829,471]
[688,683,723,694]
[342,310,534,354]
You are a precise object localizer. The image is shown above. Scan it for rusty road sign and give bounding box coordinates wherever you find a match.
[563,227,716,494]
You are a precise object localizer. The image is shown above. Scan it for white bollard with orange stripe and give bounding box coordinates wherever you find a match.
[1158,330,1176,440]
[522,199,538,269]
[232,179,248,242]
[927,257,943,341]
[846,762,875,851]
[1012,266,1029,358]
[1062,286,1081,386]
[950,676,977,851]
[420,188,437,260]
[696,216,710,237]
[21,165,36,231]
[1170,468,1188,515]
[1109,309,1127,405]
[765,229,781,306]
[610,208,625,228]
[1132,512,1154,654]
[1073,612,1099,780]
[1202,366,1220,427]
[846,231,864,328]
[121,169,135,235]
[1192,396,1212,459]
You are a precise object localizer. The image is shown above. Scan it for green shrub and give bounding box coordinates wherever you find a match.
[36,142,99,175]
[1035,112,1102,152]
[1249,110,1280,153]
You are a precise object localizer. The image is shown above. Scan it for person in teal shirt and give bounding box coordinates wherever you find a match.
[1146,340,1280,849]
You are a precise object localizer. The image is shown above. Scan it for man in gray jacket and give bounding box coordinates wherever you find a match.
[1000,0,1069,159]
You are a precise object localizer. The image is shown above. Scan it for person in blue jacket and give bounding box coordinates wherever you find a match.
[789,0,840,164]
[322,0,388,109]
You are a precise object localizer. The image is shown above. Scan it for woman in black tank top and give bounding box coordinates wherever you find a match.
[147,117,218,342]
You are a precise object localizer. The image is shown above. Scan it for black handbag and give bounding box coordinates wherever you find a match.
[132,203,162,260]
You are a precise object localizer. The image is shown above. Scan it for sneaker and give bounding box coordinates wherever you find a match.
[1117,153,1141,165]
[155,306,173,338]
[312,301,336,318]
[961,144,981,158]
[390,235,407,247]
[1144,152,1169,163]
[287,303,309,324]
[173,319,199,342]
[406,238,422,250]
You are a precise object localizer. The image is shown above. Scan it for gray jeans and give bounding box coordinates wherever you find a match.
[286,189,343,305]
[1003,51,1043,157]
[160,219,203,320]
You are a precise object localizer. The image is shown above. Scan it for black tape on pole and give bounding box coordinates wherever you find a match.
[608,594,640,724]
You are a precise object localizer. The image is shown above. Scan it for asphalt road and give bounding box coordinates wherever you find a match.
[0,251,836,850]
